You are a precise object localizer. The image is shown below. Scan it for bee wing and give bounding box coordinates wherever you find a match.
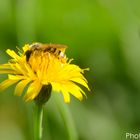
[42,44,67,52]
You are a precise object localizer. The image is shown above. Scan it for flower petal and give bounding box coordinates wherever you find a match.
[52,81,84,102]
[8,74,24,80]
[0,79,19,91]
[70,77,90,91]
[64,82,83,101]
[24,80,42,101]
[14,79,31,96]
[6,49,21,60]
[0,64,11,69]
[61,90,70,103]
[0,70,15,74]
[22,44,30,52]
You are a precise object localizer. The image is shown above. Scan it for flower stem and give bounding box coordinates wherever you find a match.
[54,94,78,140]
[34,84,52,140]
[34,103,43,140]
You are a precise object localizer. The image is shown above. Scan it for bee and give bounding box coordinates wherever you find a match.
[25,43,67,62]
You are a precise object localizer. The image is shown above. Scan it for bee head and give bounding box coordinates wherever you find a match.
[30,43,42,49]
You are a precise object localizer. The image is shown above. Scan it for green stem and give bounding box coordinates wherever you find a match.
[33,84,52,140]
[34,103,43,140]
[54,94,78,140]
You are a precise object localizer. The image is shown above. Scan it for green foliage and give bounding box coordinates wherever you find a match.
[0,0,140,140]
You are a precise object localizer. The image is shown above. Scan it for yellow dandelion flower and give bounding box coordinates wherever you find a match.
[0,43,90,103]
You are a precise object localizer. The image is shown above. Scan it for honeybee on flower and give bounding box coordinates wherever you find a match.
[0,43,90,103]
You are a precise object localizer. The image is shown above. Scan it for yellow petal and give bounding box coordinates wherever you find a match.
[8,74,24,80]
[14,79,31,96]
[22,44,30,52]
[52,82,70,103]
[6,49,21,60]
[0,70,15,74]
[24,80,42,101]
[61,91,70,103]
[25,63,36,78]
[52,82,84,102]
[0,64,11,69]
[63,82,83,101]
[0,79,19,91]
[70,77,90,91]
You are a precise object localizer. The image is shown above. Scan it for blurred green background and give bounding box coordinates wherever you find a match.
[0,0,140,140]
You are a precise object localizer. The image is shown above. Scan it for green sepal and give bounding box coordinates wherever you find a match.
[35,84,52,105]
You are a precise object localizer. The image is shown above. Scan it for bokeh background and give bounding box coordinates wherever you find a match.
[0,0,140,140]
